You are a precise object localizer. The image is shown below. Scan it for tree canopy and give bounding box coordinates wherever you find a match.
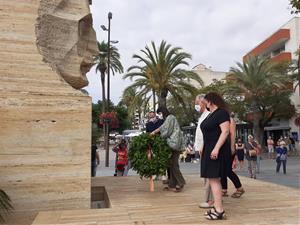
[123,40,203,110]
[225,56,295,143]
[289,0,300,14]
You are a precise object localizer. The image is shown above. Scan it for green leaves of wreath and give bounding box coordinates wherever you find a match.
[129,134,172,178]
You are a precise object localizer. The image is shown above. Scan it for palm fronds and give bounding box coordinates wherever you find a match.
[0,189,13,223]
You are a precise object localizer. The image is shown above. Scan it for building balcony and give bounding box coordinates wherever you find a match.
[271,52,292,62]
[243,29,290,61]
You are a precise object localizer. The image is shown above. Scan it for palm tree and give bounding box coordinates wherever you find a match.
[123,40,203,110]
[0,189,13,223]
[227,56,291,143]
[121,86,150,126]
[294,49,300,95]
[94,41,123,113]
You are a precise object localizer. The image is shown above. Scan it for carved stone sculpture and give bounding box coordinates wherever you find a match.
[0,1,97,224]
[36,0,97,89]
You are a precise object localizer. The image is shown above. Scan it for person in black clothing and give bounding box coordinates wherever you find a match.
[200,92,230,220]
[91,143,100,177]
[146,111,164,133]
[235,138,245,169]
[220,118,245,198]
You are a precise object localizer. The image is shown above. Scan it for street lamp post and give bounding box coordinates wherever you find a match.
[107,12,112,111]
[101,12,112,167]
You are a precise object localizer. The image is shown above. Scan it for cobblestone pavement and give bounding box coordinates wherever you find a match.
[96,148,300,189]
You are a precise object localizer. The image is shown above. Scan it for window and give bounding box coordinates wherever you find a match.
[272,45,285,57]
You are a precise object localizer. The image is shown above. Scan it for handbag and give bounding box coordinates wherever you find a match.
[248,142,257,157]
[249,149,257,157]
[167,129,185,151]
[276,156,280,163]
[280,154,287,161]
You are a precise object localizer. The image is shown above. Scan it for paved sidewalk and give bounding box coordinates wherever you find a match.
[178,154,300,189]
[96,149,300,189]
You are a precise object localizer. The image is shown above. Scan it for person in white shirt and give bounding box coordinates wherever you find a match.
[194,94,213,208]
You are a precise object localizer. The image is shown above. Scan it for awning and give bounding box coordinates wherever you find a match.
[264,126,290,131]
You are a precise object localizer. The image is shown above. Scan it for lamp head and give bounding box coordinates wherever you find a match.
[101,25,108,31]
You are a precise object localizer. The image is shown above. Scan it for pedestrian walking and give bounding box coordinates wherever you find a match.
[245,135,258,179]
[194,94,213,208]
[91,142,100,177]
[150,107,186,192]
[221,117,245,198]
[284,136,291,152]
[200,92,230,220]
[267,136,275,159]
[276,141,287,174]
[289,135,296,155]
[256,141,262,174]
[235,138,245,170]
[112,139,128,176]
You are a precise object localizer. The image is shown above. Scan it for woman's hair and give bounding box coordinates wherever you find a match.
[204,92,228,111]
[156,107,170,118]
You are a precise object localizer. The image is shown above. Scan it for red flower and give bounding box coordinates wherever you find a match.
[99,111,119,129]
[294,115,300,127]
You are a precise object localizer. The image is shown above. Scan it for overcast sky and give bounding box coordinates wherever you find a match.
[84,0,295,104]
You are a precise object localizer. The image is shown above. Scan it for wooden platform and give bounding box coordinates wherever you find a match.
[32,175,300,225]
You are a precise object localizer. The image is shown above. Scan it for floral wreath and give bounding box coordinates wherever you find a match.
[128,134,171,178]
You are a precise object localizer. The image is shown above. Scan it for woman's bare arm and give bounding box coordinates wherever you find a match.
[210,121,230,158]
[230,118,236,154]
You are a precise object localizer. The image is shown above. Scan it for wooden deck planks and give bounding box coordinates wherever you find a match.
[32,175,300,225]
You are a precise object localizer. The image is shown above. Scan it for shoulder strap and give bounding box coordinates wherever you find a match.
[248,142,255,149]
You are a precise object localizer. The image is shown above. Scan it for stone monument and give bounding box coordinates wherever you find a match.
[0,0,97,224]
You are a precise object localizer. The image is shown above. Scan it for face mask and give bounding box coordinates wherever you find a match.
[194,105,201,112]
[158,114,163,120]
[149,118,157,122]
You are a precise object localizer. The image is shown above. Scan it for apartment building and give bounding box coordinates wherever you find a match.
[192,63,226,86]
[243,17,300,140]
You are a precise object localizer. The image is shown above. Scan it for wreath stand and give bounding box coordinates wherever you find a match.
[147,146,154,192]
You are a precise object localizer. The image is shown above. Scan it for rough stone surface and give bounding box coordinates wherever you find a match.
[0,1,97,224]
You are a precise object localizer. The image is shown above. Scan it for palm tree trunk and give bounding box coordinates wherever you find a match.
[298,46,300,96]
[158,89,168,109]
[100,72,106,113]
[152,89,156,112]
[253,118,264,145]
[158,96,166,109]
[251,99,264,145]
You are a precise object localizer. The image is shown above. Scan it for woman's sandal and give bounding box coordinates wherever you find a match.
[204,207,218,216]
[174,187,183,192]
[222,190,229,197]
[163,186,181,192]
[205,207,226,220]
[231,188,245,198]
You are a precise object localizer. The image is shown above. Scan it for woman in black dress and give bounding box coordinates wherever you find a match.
[236,138,245,170]
[200,92,231,220]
